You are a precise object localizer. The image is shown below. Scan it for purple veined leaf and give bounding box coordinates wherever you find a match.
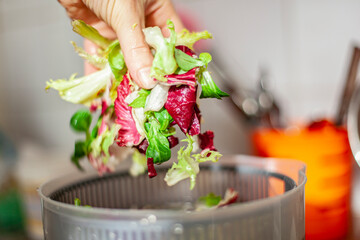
[164,85,200,135]
[167,135,179,148]
[162,68,198,89]
[88,153,112,176]
[217,188,239,208]
[136,139,149,155]
[101,99,109,115]
[97,114,109,136]
[188,104,201,136]
[198,130,216,151]
[89,99,101,112]
[147,158,157,178]
[175,45,195,57]
[114,74,142,147]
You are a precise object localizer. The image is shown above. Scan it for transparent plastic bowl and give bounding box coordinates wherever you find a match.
[38,155,306,240]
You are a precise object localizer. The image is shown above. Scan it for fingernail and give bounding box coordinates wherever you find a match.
[137,67,157,89]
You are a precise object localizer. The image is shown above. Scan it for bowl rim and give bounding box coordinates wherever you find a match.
[38,154,306,221]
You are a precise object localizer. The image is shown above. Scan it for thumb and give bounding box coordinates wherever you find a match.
[116,18,156,89]
[83,0,156,89]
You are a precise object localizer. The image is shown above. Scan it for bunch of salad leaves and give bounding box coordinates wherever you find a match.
[46,20,228,190]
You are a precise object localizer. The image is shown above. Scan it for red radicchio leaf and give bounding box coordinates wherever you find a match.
[97,114,108,136]
[189,104,201,136]
[114,74,142,147]
[164,85,200,135]
[147,158,157,178]
[89,99,101,112]
[175,45,195,56]
[167,135,179,148]
[90,104,98,112]
[198,130,216,151]
[161,46,197,88]
[136,139,149,154]
[88,154,112,176]
[101,99,109,115]
[164,68,197,88]
[217,188,239,208]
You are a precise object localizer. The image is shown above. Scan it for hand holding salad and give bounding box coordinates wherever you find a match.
[49,1,229,190]
[58,0,184,88]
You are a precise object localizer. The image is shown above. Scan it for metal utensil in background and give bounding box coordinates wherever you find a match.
[256,70,283,128]
[335,46,360,126]
[208,57,284,128]
[347,85,360,166]
[345,46,360,166]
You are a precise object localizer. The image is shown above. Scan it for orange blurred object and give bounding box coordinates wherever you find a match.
[252,120,352,240]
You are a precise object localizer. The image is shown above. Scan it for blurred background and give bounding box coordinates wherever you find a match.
[0,0,360,239]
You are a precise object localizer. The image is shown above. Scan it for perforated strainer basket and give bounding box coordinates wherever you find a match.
[38,155,306,240]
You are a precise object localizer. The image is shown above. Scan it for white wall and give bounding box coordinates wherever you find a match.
[0,0,82,152]
[0,0,360,154]
[175,0,360,123]
[280,0,360,121]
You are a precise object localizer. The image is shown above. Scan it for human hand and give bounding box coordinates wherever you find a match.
[58,0,184,89]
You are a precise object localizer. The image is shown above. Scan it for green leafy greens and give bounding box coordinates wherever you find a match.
[71,20,112,50]
[164,135,221,190]
[47,19,228,190]
[70,109,94,170]
[70,110,92,134]
[174,48,204,71]
[108,41,127,81]
[45,66,113,105]
[199,70,229,99]
[198,193,222,207]
[130,149,147,177]
[145,110,172,164]
[173,46,229,100]
[74,197,91,208]
[143,20,178,81]
[129,89,151,108]
[176,29,213,50]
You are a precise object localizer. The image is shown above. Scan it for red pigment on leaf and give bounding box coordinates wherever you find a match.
[147,158,157,178]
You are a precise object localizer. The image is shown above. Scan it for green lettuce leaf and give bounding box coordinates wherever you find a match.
[199,52,212,66]
[70,110,92,133]
[71,141,86,171]
[91,117,103,139]
[188,52,228,99]
[46,65,113,105]
[129,89,151,108]
[110,77,122,103]
[74,198,81,206]
[145,114,171,164]
[74,197,91,208]
[192,149,222,163]
[69,109,96,170]
[72,20,112,50]
[108,41,127,81]
[70,41,107,69]
[164,135,222,190]
[164,135,199,189]
[174,48,204,71]
[198,193,222,207]
[90,124,120,161]
[143,20,177,81]
[154,108,173,131]
[199,70,229,99]
[129,149,147,177]
[176,29,212,50]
